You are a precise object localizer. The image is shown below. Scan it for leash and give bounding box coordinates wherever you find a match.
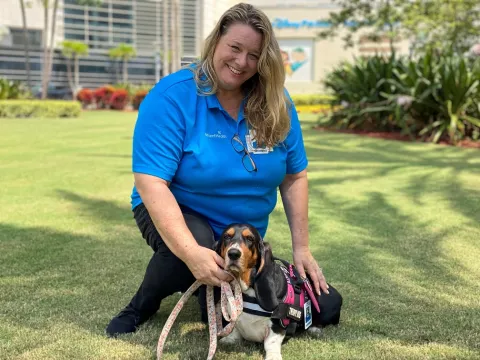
[156,278,243,359]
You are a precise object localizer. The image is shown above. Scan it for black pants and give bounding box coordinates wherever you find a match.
[128,203,213,325]
[128,203,341,328]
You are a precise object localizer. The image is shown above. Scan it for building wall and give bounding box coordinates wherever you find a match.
[198,0,232,53]
[0,0,62,47]
[255,3,410,93]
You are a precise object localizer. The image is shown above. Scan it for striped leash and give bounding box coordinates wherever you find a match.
[156,278,243,359]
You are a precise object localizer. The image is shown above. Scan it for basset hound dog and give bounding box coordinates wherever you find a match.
[215,223,343,360]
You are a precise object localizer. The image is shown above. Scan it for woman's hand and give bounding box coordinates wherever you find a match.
[293,246,329,296]
[183,245,233,287]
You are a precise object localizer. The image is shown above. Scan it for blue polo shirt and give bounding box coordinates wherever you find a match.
[131,68,308,239]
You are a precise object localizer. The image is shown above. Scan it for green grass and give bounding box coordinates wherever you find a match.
[1,111,479,360]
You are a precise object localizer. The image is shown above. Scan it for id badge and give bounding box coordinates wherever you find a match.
[304,300,312,329]
[246,132,272,154]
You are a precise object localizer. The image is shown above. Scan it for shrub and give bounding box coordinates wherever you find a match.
[0,78,30,100]
[93,85,115,109]
[0,100,81,118]
[323,51,480,144]
[76,88,94,108]
[290,94,335,106]
[110,89,129,110]
[132,89,149,110]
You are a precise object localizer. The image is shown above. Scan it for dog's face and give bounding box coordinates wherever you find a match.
[216,224,265,287]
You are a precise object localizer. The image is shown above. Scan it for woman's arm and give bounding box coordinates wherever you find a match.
[279,169,329,295]
[134,173,232,287]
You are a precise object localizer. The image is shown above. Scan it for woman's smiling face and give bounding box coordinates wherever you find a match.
[213,23,262,93]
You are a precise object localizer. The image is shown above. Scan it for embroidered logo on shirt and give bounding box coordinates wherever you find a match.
[205,130,227,139]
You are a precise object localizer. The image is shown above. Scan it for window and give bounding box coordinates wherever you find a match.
[112,22,133,29]
[65,33,85,41]
[65,18,85,25]
[112,4,132,11]
[112,13,132,20]
[9,28,42,47]
[88,34,109,42]
[89,20,109,27]
[64,8,85,16]
[88,10,109,17]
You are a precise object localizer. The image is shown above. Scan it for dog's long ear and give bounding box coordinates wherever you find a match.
[253,242,278,312]
[214,238,222,255]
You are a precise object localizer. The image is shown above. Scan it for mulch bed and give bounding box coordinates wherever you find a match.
[314,127,480,149]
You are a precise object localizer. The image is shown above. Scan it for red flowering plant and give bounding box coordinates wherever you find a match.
[132,89,149,110]
[76,88,93,108]
[93,85,116,109]
[110,89,130,110]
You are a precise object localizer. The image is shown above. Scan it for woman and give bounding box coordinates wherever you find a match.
[106,3,330,337]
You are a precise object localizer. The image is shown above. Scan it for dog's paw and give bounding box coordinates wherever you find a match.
[219,331,242,346]
[307,326,323,338]
[265,353,282,360]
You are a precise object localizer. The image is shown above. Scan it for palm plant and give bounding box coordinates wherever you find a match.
[60,41,89,98]
[19,0,31,88]
[40,0,102,99]
[109,44,137,83]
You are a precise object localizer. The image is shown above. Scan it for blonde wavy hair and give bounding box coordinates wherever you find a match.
[191,3,291,147]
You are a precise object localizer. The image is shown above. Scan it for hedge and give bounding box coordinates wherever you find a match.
[0,100,81,118]
[290,94,336,106]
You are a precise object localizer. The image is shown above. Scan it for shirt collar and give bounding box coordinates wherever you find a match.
[206,93,220,109]
[206,93,247,122]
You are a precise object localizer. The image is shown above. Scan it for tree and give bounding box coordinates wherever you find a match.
[108,44,137,83]
[318,0,480,56]
[401,0,480,55]
[40,0,102,99]
[162,0,170,76]
[40,0,59,99]
[60,41,88,98]
[19,0,31,88]
[317,0,404,54]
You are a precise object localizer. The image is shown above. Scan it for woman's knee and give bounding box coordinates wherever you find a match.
[314,283,343,326]
[183,212,215,249]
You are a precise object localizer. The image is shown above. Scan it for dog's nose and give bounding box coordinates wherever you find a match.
[227,248,241,260]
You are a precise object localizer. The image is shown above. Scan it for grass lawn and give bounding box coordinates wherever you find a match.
[1,111,479,360]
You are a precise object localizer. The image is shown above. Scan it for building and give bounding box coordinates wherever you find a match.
[250,0,410,93]
[0,0,231,89]
[0,0,409,94]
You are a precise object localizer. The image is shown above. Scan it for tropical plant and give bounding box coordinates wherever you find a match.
[40,0,102,99]
[40,0,59,99]
[323,51,480,144]
[60,41,89,98]
[19,0,31,88]
[0,78,29,100]
[323,54,405,132]
[132,89,149,110]
[109,89,129,110]
[93,85,115,109]
[76,88,94,108]
[108,44,137,83]
[318,0,480,56]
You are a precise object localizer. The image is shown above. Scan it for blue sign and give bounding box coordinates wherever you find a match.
[271,18,356,30]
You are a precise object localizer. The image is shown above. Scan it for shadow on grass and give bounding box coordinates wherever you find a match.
[55,189,134,225]
[281,130,480,351]
[304,132,480,174]
[0,190,266,359]
[303,132,480,227]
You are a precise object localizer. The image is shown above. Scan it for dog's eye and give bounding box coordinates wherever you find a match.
[245,235,255,244]
[223,234,232,241]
